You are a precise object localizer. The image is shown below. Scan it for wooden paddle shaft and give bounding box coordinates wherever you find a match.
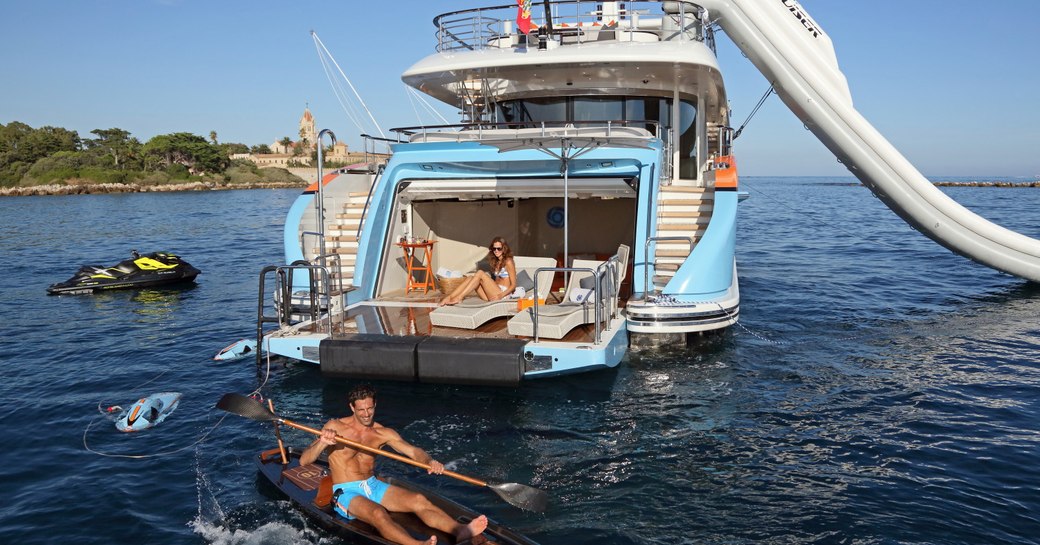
[280,418,489,488]
[269,400,288,465]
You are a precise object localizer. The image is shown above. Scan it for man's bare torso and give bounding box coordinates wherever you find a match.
[324,416,392,484]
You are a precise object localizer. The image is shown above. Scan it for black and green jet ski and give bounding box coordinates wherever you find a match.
[47,250,200,295]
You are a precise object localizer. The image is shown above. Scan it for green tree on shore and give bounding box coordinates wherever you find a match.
[220,142,249,156]
[1,121,305,190]
[142,132,229,175]
[85,128,141,170]
[1,122,81,185]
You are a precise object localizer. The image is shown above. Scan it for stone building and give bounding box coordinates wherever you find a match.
[236,107,387,169]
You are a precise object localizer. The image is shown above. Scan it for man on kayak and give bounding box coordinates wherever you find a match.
[300,384,488,545]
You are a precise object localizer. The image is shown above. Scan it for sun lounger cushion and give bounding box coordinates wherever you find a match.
[507,245,629,339]
[429,256,556,330]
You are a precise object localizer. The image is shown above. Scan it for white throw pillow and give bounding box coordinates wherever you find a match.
[569,287,592,303]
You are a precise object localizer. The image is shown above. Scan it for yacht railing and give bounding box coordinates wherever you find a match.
[529,260,619,344]
[432,1,712,53]
[255,263,335,364]
[314,129,336,272]
[643,235,694,299]
[293,243,344,295]
[356,162,384,241]
[389,119,661,143]
[360,133,396,162]
[717,125,734,158]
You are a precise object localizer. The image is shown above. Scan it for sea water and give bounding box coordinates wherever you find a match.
[1,178,1038,544]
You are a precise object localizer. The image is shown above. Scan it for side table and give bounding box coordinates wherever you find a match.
[398,240,436,294]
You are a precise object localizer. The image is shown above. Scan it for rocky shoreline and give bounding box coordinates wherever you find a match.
[931,181,1040,187]
[4,179,1036,197]
[0,180,309,197]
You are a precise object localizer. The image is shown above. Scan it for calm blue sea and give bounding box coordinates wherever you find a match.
[1,177,1038,545]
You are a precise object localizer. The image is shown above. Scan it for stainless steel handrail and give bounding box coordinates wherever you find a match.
[643,235,694,299]
[390,119,660,140]
[255,262,335,366]
[356,163,384,241]
[276,263,335,334]
[315,129,336,271]
[299,234,345,292]
[529,259,618,344]
[301,230,322,262]
[431,1,707,52]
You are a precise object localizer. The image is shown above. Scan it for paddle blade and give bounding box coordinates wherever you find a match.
[215,393,277,422]
[489,482,548,513]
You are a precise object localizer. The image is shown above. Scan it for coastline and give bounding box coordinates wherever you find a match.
[0,180,308,197]
[3,179,1037,198]
[932,181,1040,187]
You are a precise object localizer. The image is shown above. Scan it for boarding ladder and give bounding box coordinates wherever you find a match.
[254,263,336,365]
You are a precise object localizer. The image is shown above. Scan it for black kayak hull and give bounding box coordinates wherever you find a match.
[256,447,539,545]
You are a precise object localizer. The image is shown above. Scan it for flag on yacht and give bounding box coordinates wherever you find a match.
[516,0,533,34]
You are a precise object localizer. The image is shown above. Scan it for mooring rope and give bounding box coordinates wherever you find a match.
[83,367,229,459]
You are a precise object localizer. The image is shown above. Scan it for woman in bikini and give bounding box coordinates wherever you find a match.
[439,236,516,306]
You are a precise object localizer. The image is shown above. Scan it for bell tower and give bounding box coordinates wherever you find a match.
[299,105,317,148]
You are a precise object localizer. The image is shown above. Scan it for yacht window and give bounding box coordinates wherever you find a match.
[573,97,623,123]
[678,100,698,179]
[625,97,670,136]
[496,98,567,124]
[493,96,695,153]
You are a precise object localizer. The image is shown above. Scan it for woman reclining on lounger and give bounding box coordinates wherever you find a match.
[439,236,516,306]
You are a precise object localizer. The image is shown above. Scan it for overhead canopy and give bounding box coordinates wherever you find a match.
[405,125,656,155]
[476,134,655,155]
[397,176,636,201]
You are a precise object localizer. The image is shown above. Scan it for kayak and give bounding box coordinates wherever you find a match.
[256,447,540,545]
[115,392,182,432]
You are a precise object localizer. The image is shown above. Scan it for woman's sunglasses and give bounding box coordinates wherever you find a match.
[491,246,503,252]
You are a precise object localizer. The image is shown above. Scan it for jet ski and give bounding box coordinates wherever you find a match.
[47,250,201,295]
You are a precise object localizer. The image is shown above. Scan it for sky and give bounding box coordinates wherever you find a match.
[2,0,1038,177]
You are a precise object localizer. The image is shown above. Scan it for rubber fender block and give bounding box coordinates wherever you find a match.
[319,334,422,382]
[416,337,528,386]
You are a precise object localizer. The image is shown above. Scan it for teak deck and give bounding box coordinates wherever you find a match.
[309,290,622,344]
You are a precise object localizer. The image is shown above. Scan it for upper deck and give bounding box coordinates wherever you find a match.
[403,1,726,115]
[431,1,713,53]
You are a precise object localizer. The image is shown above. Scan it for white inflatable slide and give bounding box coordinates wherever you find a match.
[701,0,1040,282]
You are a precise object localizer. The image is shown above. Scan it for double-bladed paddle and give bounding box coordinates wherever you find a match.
[216,392,547,513]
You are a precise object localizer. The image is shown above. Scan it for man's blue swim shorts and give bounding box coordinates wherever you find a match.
[332,476,391,520]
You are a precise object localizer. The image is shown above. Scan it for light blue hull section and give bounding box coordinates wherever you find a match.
[664,189,737,298]
[276,138,736,381]
[521,323,630,378]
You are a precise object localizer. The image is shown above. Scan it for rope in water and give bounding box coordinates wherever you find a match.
[82,367,230,459]
[82,413,228,459]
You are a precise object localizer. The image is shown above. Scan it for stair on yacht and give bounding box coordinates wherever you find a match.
[652,185,713,292]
